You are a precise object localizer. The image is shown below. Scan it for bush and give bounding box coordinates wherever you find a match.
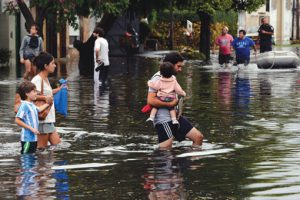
[0,48,11,64]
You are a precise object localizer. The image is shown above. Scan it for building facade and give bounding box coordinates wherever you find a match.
[238,0,295,44]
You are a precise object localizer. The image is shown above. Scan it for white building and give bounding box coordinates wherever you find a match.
[238,0,294,44]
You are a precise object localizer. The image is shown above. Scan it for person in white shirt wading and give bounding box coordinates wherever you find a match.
[93,27,110,86]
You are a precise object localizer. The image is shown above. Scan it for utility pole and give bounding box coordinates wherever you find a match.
[292,0,295,40]
[169,0,174,50]
[297,0,300,40]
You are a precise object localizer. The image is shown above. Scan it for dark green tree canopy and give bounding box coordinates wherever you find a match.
[231,0,266,12]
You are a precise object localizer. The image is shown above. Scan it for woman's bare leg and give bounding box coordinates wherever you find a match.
[37,134,50,149]
[49,131,61,145]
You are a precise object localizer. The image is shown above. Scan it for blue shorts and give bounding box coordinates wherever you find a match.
[236,58,250,65]
[155,116,193,143]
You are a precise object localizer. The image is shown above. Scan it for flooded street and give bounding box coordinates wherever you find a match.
[1,48,300,199]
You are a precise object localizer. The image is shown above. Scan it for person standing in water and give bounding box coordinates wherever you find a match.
[93,27,110,86]
[19,24,43,80]
[257,17,274,53]
[213,26,234,68]
[15,81,50,154]
[232,29,257,66]
[31,52,62,150]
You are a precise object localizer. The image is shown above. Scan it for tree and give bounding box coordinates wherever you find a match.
[5,0,129,34]
[231,0,266,12]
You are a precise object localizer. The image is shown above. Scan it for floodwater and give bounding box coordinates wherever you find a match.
[1,47,300,199]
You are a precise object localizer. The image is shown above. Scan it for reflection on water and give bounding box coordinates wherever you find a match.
[143,150,186,200]
[2,54,300,198]
[218,72,232,108]
[234,72,251,116]
[16,153,69,199]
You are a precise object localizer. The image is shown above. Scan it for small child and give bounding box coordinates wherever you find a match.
[147,62,186,124]
[15,81,50,154]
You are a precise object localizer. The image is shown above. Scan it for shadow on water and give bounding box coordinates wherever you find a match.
[2,52,300,198]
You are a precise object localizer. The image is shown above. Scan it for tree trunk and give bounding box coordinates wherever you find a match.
[17,0,35,32]
[17,1,48,38]
[198,11,212,64]
[199,11,211,62]
[74,13,118,76]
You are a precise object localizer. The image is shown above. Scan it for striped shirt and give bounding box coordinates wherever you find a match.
[16,101,39,142]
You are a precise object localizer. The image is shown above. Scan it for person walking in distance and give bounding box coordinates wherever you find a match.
[93,27,110,86]
[258,17,274,53]
[19,24,43,80]
[31,52,63,150]
[213,26,234,68]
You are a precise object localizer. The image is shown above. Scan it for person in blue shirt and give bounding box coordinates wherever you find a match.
[15,81,50,154]
[232,30,257,66]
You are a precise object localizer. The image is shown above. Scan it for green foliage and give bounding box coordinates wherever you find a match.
[3,1,19,14]
[177,0,232,15]
[148,10,158,28]
[157,9,199,22]
[0,48,11,64]
[213,11,238,36]
[231,0,265,12]
[5,0,130,30]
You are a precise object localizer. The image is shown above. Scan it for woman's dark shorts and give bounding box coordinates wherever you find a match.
[155,116,193,143]
[23,53,35,62]
[21,141,37,154]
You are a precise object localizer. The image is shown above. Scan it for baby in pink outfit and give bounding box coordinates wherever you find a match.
[147,62,186,124]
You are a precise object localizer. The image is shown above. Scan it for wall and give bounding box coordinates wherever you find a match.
[238,5,269,37]
[270,0,293,44]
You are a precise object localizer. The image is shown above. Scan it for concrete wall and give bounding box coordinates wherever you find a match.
[270,0,293,44]
[0,13,9,49]
[238,5,269,37]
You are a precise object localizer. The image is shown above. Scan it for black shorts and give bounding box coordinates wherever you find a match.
[218,54,232,65]
[21,141,37,154]
[260,44,272,53]
[155,116,193,143]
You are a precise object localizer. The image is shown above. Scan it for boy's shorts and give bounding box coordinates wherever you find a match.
[21,141,37,154]
[38,123,56,134]
[155,116,193,143]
